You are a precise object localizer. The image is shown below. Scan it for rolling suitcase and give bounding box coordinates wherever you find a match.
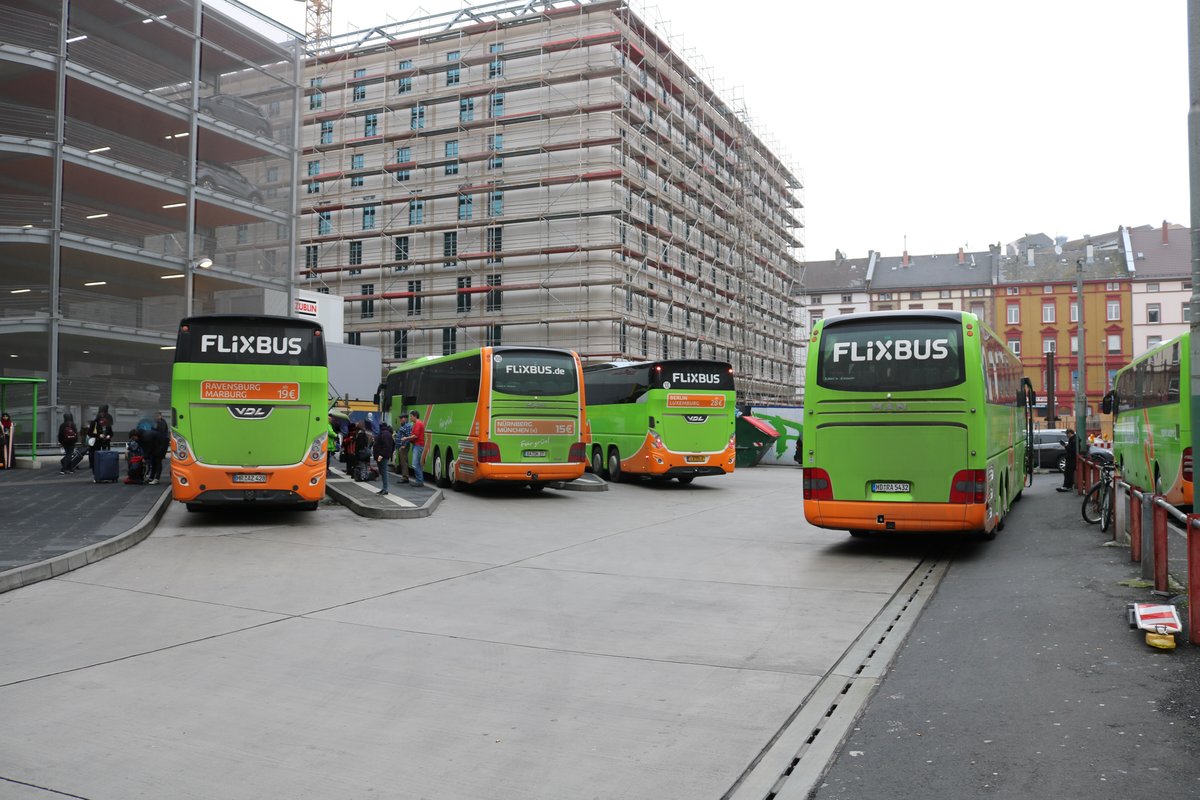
[62,447,86,473]
[93,449,120,483]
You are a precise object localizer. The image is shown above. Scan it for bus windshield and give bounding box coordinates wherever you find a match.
[176,317,326,367]
[491,350,578,396]
[816,317,964,392]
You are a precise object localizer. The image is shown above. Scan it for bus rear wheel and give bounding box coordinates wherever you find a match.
[432,448,449,489]
[591,446,607,479]
[607,447,622,482]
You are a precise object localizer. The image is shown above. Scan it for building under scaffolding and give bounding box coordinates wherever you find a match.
[298,0,803,404]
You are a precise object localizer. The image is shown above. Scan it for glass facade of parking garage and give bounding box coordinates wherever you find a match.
[0,0,301,448]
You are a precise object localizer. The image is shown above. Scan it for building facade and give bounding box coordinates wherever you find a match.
[297,0,802,404]
[0,0,302,443]
[1124,222,1191,356]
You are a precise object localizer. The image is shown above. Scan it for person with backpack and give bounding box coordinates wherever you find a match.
[353,420,372,481]
[124,429,146,485]
[145,411,170,485]
[394,414,413,484]
[85,405,113,471]
[57,413,80,474]
[373,422,395,496]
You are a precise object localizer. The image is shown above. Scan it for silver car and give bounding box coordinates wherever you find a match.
[195,161,263,205]
[199,94,271,138]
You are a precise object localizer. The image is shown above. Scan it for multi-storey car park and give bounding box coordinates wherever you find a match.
[298,0,803,404]
[0,0,301,442]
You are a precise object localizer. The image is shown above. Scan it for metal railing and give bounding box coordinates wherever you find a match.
[1077,455,1199,644]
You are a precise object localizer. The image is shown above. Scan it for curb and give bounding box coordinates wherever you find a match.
[0,487,173,595]
[324,480,443,519]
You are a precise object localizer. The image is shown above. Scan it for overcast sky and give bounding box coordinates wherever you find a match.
[242,0,1191,262]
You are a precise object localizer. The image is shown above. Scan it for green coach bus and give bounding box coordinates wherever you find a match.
[378,346,587,491]
[1106,332,1192,509]
[803,310,1031,537]
[582,359,737,483]
[170,315,329,511]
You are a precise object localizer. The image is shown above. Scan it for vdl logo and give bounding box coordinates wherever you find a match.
[228,405,273,420]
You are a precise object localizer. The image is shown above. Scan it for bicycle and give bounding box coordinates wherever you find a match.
[1081,460,1116,532]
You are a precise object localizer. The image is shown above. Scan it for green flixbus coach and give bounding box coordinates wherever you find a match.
[1106,331,1192,509]
[378,346,588,491]
[170,314,329,511]
[803,310,1033,537]
[581,359,737,483]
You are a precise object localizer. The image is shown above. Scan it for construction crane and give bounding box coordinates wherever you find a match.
[294,0,332,51]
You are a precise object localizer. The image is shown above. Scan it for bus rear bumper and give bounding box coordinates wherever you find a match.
[622,441,736,477]
[462,462,586,484]
[171,460,326,505]
[805,499,986,533]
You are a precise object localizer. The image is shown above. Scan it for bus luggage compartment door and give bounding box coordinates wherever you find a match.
[817,423,968,505]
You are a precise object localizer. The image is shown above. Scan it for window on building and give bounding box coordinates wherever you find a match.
[969,288,984,297]
[362,206,376,230]
[318,211,331,235]
[1042,302,1055,323]
[460,97,474,122]
[1043,285,1054,294]
[309,91,323,110]
[445,140,459,175]
[411,104,425,129]
[1107,334,1121,354]
[1106,282,1120,291]
[364,114,377,136]
[394,235,409,263]
[349,240,362,265]
[489,43,503,78]
[1071,370,1079,391]
[1009,339,1021,356]
[443,231,457,265]
[393,330,408,360]
[1007,304,1020,324]
[1070,335,1078,354]
[457,276,472,312]
[352,84,366,102]
[1106,300,1120,320]
[841,293,853,303]
[320,121,333,144]
[486,226,502,263]
[1043,337,1056,354]
[394,169,410,182]
[487,132,504,169]
[307,159,321,176]
[1147,282,1160,292]
[908,291,921,300]
[486,324,502,347]
[1069,301,1078,323]
[395,146,411,164]
[489,190,503,217]
[1185,302,1193,323]
[487,273,502,311]
[490,92,504,117]
[407,280,422,315]
[446,51,460,86]
[1147,303,1161,323]
[442,327,457,355]
[1147,335,1162,350]
[304,245,319,269]
[458,194,472,220]
[397,75,412,93]
[939,290,951,299]
[408,201,423,225]
[347,332,361,346]
[351,154,364,170]
[1006,286,1019,295]
[361,283,374,318]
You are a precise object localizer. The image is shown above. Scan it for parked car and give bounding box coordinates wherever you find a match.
[198,93,271,138]
[1032,428,1070,472]
[195,161,264,205]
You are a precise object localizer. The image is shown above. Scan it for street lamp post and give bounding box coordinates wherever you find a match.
[185,257,213,316]
[1075,258,1087,440]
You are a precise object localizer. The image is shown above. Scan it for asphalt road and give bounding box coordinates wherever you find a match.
[1,467,1197,799]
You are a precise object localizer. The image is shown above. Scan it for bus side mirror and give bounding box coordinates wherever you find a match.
[1101,391,1114,415]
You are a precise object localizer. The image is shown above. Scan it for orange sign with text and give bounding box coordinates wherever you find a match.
[201,381,300,401]
[666,393,726,409]
[494,419,576,436]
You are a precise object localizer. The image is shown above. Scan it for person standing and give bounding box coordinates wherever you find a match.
[0,412,12,469]
[404,409,426,487]
[86,405,113,471]
[394,414,413,483]
[57,412,80,474]
[1057,428,1077,493]
[353,420,371,482]
[145,411,170,485]
[374,422,395,496]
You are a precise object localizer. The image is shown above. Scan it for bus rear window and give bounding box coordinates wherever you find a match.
[817,318,965,392]
[176,318,325,367]
[492,350,578,396]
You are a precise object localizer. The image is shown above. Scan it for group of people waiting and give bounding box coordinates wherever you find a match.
[55,404,169,483]
[329,409,427,495]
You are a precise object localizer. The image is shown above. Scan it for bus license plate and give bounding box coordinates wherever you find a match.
[522,449,547,458]
[232,473,268,483]
[685,456,706,463]
[872,482,910,493]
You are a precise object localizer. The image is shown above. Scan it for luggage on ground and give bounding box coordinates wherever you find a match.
[62,447,85,473]
[93,449,120,483]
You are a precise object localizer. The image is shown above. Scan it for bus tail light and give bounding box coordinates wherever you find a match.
[648,430,663,449]
[309,432,327,462]
[478,442,502,463]
[950,470,987,504]
[171,430,192,463]
[1184,448,1193,483]
[569,442,587,463]
[803,467,833,500]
